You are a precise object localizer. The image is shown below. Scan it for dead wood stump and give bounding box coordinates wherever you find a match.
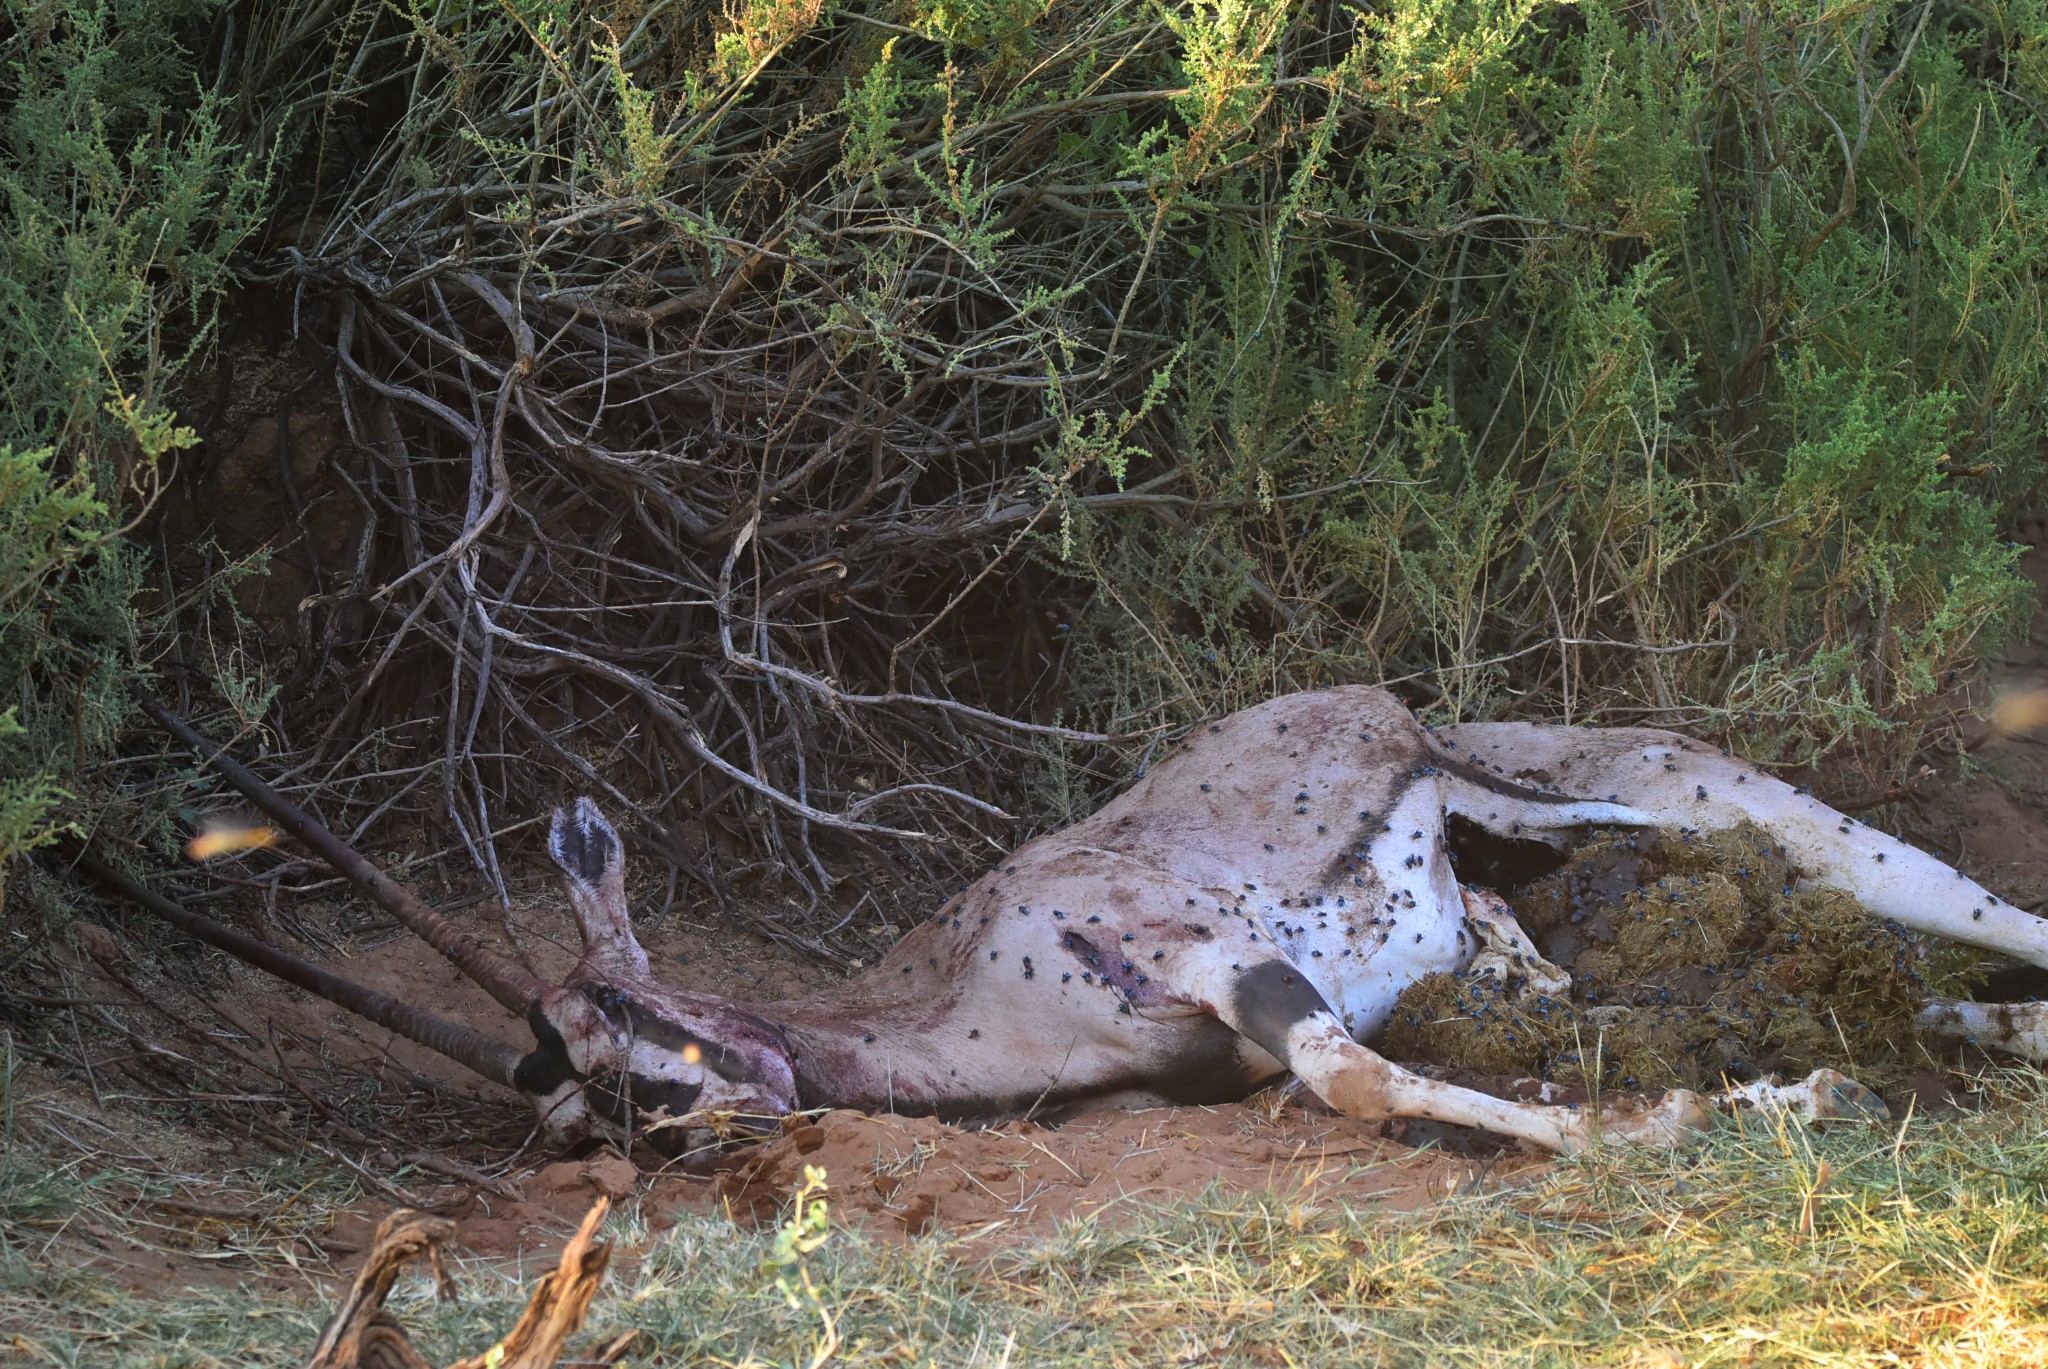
[305,1199,636,1369]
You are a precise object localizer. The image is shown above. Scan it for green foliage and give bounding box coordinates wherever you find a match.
[655,1,2046,757]
[713,0,834,86]
[1050,0,2048,759]
[594,30,678,198]
[762,1163,843,1364]
[0,0,269,872]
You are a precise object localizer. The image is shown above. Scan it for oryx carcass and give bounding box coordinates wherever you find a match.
[125,687,2048,1154]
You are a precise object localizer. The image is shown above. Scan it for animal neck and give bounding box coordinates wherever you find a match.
[738,963,1005,1116]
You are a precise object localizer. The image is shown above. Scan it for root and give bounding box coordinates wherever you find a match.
[305,1200,634,1369]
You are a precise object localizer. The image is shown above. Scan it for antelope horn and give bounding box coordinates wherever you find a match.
[68,846,526,1089]
[138,693,547,1016]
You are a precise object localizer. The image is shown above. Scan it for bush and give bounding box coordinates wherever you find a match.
[0,0,268,883]
[234,0,2045,926]
[1062,0,2046,763]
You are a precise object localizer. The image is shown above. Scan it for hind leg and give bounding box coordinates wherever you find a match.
[1286,1015,1705,1150]
[1439,722,2048,970]
[1717,1070,1889,1121]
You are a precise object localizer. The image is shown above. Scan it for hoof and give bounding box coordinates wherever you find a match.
[1803,1068,1891,1123]
[1715,1069,1890,1124]
[1638,1089,1711,1144]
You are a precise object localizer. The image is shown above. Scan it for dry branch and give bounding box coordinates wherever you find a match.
[141,691,548,1014]
[196,0,1214,950]
[305,1201,634,1369]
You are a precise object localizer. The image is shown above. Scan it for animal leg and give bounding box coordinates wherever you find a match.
[1214,960,1703,1152]
[1297,1023,1881,1145]
[1440,721,2048,970]
[1288,1015,1704,1150]
[1460,888,1570,996]
[1917,997,2048,1062]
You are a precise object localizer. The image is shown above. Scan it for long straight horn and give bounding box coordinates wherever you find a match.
[138,692,546,1016]
[68,846,526,1089]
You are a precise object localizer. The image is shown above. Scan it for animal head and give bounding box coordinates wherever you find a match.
[516,797,800,1156]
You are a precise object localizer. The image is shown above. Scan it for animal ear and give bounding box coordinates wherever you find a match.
[549,798,651,975]
[549,796,621,889]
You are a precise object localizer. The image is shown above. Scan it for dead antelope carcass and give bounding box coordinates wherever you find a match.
[118,688,2048,1154]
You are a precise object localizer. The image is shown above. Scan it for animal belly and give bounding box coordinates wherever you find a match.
[1285,876,1471,1042]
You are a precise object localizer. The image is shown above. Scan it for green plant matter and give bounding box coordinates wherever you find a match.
[1386,823,1985,1095]
[0,0,269,890]
[232,0,2048,924]
[12,1078,2048,1365]
[1055,0,2048,763]
[761,1163,842,1368]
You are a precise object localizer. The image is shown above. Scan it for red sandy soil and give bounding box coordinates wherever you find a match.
[333,1094,1528,1260]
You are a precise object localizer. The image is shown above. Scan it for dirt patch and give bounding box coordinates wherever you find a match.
[298,1092,1522,1270]
[706,1095,1524,1247]
[52,1089,1507,1292]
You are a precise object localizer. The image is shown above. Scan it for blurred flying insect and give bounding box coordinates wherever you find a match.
[186,817,281,861]
[1988,687,2048,737]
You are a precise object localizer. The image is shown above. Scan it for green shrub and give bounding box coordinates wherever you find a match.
[1049,0,2048,761]
[0,0,268,881]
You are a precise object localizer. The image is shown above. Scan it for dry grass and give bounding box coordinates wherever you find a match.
[9,1072,2048,1366]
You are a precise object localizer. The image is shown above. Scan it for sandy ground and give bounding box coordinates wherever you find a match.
[1896,546,2048,915]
